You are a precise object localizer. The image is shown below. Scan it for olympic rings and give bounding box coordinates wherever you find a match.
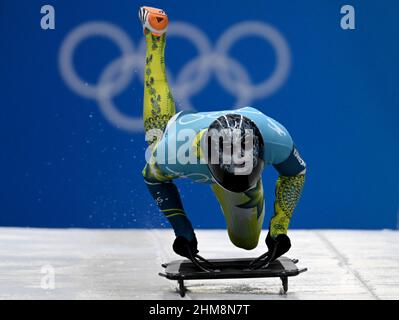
[59,20,291,132]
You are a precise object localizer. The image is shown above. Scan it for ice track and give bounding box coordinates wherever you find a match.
[0,228,398,299]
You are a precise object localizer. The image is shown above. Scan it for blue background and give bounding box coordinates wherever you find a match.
[0,0,398,229]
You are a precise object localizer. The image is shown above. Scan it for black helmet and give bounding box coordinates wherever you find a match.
[205,114,264,193]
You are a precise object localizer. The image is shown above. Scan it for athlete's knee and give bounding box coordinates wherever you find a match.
[228,232,260,250]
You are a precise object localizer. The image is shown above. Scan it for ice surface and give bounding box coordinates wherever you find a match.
[0,228,398,300]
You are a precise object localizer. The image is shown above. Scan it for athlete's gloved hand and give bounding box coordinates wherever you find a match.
[266,232,291,262]
[173,235,199,259]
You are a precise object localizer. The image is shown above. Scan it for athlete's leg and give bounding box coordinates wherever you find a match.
[141,11,177,178]
[140,8,195,242]
[211,180,265,250]
[142,32,175,137]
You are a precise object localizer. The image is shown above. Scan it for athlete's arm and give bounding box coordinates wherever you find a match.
[142,161,197,253]
[269,145,306,239]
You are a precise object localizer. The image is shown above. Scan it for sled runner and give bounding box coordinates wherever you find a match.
[159,256,307,297]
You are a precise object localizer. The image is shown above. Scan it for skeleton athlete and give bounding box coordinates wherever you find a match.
[139,6,306,269]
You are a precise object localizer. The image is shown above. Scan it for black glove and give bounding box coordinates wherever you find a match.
[265,232,291,262]
[173,236,199,259]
